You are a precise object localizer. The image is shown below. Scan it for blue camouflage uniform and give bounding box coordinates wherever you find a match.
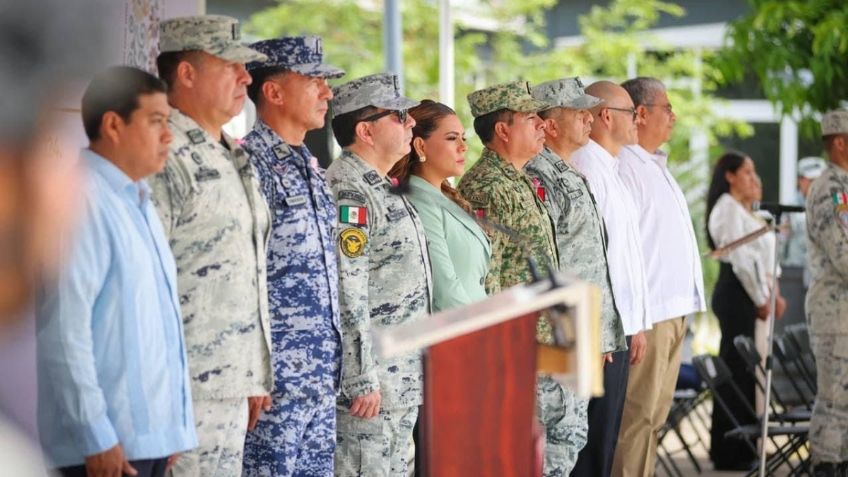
[241,36,346,477]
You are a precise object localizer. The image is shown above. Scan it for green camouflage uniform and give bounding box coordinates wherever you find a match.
[149,15,273,477]
[459,80,573,477]
[327,74,431,477]
[806,110,848,466]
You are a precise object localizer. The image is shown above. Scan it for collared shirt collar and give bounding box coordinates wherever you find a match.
[82,148,150,205]
[251,119,307,164]
[481,147,523,180]
[340,149,393,187]
[169,108,240,152]
[583,139,619,172]
[627,143,669,168]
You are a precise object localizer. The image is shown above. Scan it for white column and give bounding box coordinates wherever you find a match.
[384,0,404,92]
[438,0,454,108]
[779,117,799,203]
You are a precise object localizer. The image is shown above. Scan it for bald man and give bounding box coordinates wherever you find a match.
[570,81,650,477]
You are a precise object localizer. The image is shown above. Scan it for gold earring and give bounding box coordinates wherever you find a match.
[419,155,426,163]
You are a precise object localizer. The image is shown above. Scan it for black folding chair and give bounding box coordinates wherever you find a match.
[772,335,817,410]
[692,354,810,476]
[732,335,812,422]
[656,386,711,476]
[779,325,819,396]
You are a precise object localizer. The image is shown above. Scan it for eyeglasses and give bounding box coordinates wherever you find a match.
[645,103,674,114]
[604,106,638,122]
[359,109,408,124]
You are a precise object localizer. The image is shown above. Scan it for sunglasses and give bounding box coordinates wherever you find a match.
[360,109,408,124]
[604,106,638,122]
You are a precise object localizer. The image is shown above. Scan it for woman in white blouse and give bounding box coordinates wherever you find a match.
[705,151,786,470]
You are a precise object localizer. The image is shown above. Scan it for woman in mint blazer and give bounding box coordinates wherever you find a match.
[389,100,491,312]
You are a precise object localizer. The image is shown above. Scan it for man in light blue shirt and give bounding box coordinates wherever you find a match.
[36,66,197,477]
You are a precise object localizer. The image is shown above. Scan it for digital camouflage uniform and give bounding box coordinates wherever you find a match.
[240,36,346,477]
[458,81,574,477]
[327,74,432,477]
[806,109,848,467]
[150,15,273,477]
[524,78,629,475]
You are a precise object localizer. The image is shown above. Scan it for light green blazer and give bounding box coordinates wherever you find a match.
[406,175,491,312]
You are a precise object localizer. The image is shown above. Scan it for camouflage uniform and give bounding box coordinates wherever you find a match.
[327,74,431,477]
[150,16,273,477]
[806,109,848,467]
[458,81,573,477]
[240,37,346,477]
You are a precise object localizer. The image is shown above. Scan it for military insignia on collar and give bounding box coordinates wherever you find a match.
[532,177,546,202]
[273,144,292,160]
[339,227,367,258]
[363,170,382,185]
[835,193,848,229]
[187,129,205,145]
[386,207,408,222]
[555,161,568,173]
[195,167,221,182]
[464,191,488,206]
[340,205,367,225]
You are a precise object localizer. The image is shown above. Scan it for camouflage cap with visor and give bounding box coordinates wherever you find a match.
[531,77,603,111]
[246,36,345,79]
[331,73,419,116]
[467,81,550,118]
[159,15,267,64]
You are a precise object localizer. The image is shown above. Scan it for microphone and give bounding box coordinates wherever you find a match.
[754,202,805,214]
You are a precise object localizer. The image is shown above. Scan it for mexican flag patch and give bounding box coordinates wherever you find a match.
[340,205,367,225]
[833,192,848,205]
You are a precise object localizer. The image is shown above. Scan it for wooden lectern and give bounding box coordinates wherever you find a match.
[373,274,602,477]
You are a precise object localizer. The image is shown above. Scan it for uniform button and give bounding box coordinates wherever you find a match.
[479,277,485,285]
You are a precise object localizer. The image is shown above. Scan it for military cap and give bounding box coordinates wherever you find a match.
[531,77,603,111]
[467,81,550,118]
[821,109,848,136]
[159,15,266,64]
[246,36,345,79]
[332,73,418,116]
[797,156,827,179]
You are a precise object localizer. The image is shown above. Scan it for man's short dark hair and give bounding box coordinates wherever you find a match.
[331,106,378,148]
[81,66,167,141]
[156,50,202,88]
[247,66,290,105]
[473,109,514,144]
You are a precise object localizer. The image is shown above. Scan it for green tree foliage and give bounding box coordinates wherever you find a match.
[717,0,848,132]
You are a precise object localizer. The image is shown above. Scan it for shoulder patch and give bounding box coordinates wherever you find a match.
[187,129,205,145]
[338,190,367,204]
[340,205,367,225]
[273,144,293,160]
[363,170,382,186]
[339,227,367,258]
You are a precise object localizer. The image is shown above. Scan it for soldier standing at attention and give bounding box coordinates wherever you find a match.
[523,77,628,475]
[456,81,570,477]
[240,36,345,476]
[150,15,274,476]
[806,109,848,477]
[326,73,432,476]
